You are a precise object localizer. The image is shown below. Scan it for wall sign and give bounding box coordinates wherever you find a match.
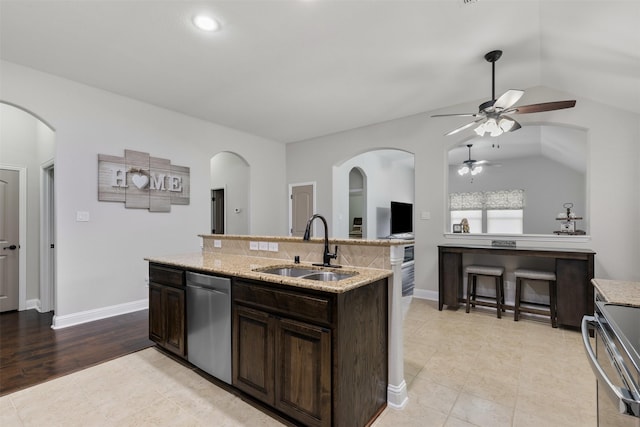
[98,149,190,212]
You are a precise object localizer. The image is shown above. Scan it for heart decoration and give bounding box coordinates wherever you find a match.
[132,173,149,189]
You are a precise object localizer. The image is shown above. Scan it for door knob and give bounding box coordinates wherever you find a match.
[3,245,17,250]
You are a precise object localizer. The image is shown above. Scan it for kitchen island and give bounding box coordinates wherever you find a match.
[146,234,412,427]
[592,278,640,307]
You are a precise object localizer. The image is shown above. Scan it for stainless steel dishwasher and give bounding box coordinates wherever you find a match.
[186,271,231,384]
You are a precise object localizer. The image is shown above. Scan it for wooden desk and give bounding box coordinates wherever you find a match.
[438,244,595,328]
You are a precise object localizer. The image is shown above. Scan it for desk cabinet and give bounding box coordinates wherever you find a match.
[438,245,595,328]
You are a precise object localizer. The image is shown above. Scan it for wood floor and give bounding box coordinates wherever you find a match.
[0,309,153,396]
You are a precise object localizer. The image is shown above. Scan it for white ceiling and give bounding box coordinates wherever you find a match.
[447,125,587,173]
[1,1,639,144]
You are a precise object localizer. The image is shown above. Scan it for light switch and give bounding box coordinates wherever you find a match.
[268,242,278,252]
[76,211,90,222]
[249,241,259,251]
[258,241,269,251]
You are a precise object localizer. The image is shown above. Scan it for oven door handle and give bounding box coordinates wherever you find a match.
[582,315,640,417]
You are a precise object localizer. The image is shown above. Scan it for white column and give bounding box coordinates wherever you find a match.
[387,244,408,408]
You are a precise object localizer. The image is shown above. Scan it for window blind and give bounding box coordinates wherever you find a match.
[449,189,524,210]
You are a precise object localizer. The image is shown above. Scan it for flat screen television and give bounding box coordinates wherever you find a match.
[390,201,413,235]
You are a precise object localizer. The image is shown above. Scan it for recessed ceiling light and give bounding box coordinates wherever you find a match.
[193,14,220,32]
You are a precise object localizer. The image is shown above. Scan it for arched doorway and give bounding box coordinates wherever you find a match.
[0,102,56,314]
[333,149,414,239]
[210,152,250,235]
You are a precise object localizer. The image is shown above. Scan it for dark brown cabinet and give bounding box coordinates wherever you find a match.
[275,317,331,426]
[233,278,387,427]
[234,305,275,403]
[148,264,186,357]
[233,282,332,427]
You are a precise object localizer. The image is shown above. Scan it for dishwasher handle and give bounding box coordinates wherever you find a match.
[581,315,640,417]
[187,283,228,296]
[186,272,230,293]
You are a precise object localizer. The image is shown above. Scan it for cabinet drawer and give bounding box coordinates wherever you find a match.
[149,264,185,287]
[234,281,332,326]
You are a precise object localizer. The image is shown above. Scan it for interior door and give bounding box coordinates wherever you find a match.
[291,184,314,237]
[0,169,20,312]
[211,188,225,234]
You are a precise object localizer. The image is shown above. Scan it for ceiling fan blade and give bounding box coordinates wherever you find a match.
[494,89,524,110]
[445,119,485,136]
[512,100,576,114]
[431,113,479,118]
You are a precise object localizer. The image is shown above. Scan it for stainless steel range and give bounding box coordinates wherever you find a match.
[583,302,640,426]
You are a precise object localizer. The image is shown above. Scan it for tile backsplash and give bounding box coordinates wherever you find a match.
[202,235,397,270]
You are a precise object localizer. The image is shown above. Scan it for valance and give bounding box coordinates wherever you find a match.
[449,189,524,210]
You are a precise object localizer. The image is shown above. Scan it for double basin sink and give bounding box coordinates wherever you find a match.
[255,266,357,282]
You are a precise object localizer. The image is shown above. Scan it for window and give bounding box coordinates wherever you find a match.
[487,210,523,234]
[450,210,482,233]
[449,190,525,234]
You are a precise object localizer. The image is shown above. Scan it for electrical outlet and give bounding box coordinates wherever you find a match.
[249,241,259,251]
[214,239,222,248]
[268,242,278,252]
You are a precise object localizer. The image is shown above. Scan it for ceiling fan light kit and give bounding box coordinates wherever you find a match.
[474,116,516,137]
[457,144,486,176]
[433,50,576,137]
[458,165,482,176]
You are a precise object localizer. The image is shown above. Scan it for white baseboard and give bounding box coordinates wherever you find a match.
[387,380,409,409]
[52,299,149,329]
[412,288,438,301]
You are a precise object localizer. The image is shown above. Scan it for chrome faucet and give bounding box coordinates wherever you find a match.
[303,214,340,268]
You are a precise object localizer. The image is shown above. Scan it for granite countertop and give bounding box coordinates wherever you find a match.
[592,278,640,308]
[145,252,392,294]
[199,234,414,246]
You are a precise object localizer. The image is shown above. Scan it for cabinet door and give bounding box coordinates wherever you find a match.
[148,283,165,344]
[233,305,275,404]
[275,318,331,427]
[164,286,186,356]
[556,259,588,328]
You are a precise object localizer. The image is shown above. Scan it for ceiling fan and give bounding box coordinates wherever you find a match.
[457,144,491,176]
[433,50,576,137]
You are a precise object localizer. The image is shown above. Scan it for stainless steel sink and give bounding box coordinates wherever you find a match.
[258,267,317,277]
[300,271,357,282]
[255,266,357,282]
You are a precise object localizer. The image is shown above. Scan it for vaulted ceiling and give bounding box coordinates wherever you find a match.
[1,1,638,143]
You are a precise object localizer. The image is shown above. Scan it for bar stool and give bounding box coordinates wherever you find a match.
[513,269,557,328]
[465,265,505,318]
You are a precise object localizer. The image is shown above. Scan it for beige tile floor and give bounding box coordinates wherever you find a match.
[0,299,596,427]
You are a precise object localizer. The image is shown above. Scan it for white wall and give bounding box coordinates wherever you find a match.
[0,104,55,301]
[1,60,287,321]
[288,85,640,294]
[448,155,586,234]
